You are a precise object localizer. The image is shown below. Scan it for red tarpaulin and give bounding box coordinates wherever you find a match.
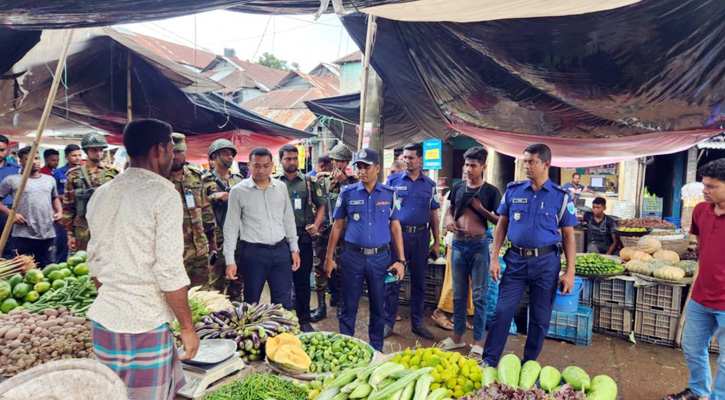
[450,124,721,167]
[106,130,293,165]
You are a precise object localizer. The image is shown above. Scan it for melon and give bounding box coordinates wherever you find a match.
[637,237,662,254]
[653,250,680,264]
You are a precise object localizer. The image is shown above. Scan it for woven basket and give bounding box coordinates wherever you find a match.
[620,236,640,248]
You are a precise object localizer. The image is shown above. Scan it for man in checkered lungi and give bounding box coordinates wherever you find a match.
[85,119,200,400]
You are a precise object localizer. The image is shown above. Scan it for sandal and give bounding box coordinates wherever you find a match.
[431,313,454,330]
[436,337,466,351]
[468,344,483,362]
[663,388,699,400]
[466,321,474,330]
[396,315,402,322]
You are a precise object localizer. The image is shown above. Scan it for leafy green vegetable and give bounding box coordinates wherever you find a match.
[203,373,307,400]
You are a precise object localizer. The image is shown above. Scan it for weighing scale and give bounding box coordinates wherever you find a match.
[177,351,245,399]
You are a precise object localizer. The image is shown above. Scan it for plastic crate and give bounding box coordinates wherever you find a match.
[593,305,633,338]
[643,197,664,212]
[635,284,685,316]
[642,211,663,219]
[710,336,719,354]
[593,278,635,309]
[634,309,679,347]
[579,278,593,308]
[397,275,411,305]
[534,305,593,347]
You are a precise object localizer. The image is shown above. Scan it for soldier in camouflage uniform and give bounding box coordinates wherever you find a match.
[61,133,119,252]
[311,143,359,322]
[202,139,244,300]
[169,133,217,285]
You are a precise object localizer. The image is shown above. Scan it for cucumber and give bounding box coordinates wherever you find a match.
[349,383,373,399]
[315,387,341,400]
[400,381,415,400]
[368,368,432,400]
[413,372,433,400]
[425,388,449,400]
[369,362,405,388]
[327,367,365,389]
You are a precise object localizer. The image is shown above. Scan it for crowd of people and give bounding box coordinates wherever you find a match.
[1,119,722,400]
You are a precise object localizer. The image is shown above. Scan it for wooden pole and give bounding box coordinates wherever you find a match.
[0,30,75,256]
[127,50,133,122]
[357,15,377,151]
[676,266,698,347]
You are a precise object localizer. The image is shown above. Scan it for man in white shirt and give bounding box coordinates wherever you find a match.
[224,147,300,310]
[86,119,199,400]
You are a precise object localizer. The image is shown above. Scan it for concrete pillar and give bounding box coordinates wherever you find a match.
[362,68,385,181]
[619,159,643,216]
[685,147,698,183]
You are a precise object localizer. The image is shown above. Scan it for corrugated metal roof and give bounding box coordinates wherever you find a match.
[333,51,362,65]
[273,70,339,96]
[255,109,317,131]
[222,56,289,90]
[122,31,216,70]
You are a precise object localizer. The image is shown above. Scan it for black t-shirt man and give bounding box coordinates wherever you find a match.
[449,181,502,225]
[582,211,617,254]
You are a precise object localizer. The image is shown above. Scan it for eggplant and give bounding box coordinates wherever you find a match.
[249,332,261,349]
[244,339,254,352]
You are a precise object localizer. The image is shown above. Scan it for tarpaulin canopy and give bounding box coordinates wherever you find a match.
[0,28,40,75]
[0,1,412,29]
[304,91,433,149]
[340,0,725,158]
[0,28,311,140]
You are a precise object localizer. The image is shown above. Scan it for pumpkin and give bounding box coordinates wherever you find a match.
[265,332,302,359]
[675,260,698,276]
[629,250,653,262]
[653,266,686,281]
[625,260,647,275]
[270,344,312,375]
[653,250,680,264]
[637,236,662,254]
[620,247,637,262]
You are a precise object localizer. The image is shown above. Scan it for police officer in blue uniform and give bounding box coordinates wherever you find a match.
[325,148,406,351]
[483,143,578,366]
[51,144,82,264]
[384,143,440,340]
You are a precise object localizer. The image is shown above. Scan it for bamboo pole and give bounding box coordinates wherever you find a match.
[357,15,377,151]
[127,50,133,122]
[0,30,75,256]
[676,265,698,347]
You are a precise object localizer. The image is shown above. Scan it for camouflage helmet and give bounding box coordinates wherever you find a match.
[208,139,237,158]
[81,132,108,150]
[328,143,353,162]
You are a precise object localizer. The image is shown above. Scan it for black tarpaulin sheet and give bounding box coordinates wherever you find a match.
[0,1,412,29]
[0,28,40,75]
[304,90,433,149]
[0,30,310,141]
[341,0,725,156]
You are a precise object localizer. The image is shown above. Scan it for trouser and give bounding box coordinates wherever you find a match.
[240,241,293,310]
[52,222,68,264]
[209,240,244,300]
[339,247,389,351]
[72,226,91,251]
[294,241,314,325]
[385,230,429,328]
[314,234,342,294]
[451,238,488,341]
[482,249,560,366]
[183,251,209,286]
[14,237,54,268]
[682,299,725,400]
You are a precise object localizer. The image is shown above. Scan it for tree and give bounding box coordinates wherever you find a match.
[291,62,301,71]
[257,52,289,71]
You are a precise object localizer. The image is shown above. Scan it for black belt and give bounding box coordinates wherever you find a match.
[345,242,389,255]
[454,232,486,241]
[510,244,559,258]
[401,224,429,233]
[242,240,287,249]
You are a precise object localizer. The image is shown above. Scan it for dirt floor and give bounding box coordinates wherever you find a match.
[307,295,719,400]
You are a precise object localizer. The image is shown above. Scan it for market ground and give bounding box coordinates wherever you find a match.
[288,292,718,400]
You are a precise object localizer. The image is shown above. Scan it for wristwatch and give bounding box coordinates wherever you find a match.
[397,259,408,267]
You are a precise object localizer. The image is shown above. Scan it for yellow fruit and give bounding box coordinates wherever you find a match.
[461,365,470,377]
[466,359,478,367]
[431,371,442,383]
[423,349,433,361]
[440,359,450,369]
[430,383,441,391]
[470,365,482,375]
[401,355,411,365]
[453,389,465,398]
[441,370,454,381]
[449,353,461,364]
[469,372,481,382]
[457,377,466,386]
[393,354,402,362]
[433,348,443,356]
[436,365,445,373]
[403,347,412,356]
[446,390,454,398]
[458,357,467,368]
[474,382,482,390]
[308,389,319,399]
[427,356,441,367]
[446,379,457,389]
[410,355,421,366]
[464,380,475,392]
[415,349,424,357]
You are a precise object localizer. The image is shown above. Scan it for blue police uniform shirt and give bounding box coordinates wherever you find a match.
[52,164,71,195]
[333,181,400,248]
[0,160,21,207]
[498,179,578,248]
[386,171,440,227]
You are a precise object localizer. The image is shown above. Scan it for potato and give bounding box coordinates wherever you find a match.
[5,328,21,340]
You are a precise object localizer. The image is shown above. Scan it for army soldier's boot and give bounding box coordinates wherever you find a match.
[310,292,327,322]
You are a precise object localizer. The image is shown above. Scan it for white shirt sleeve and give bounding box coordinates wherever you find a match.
[223,185,243,262]
[281,184,299,252]
[153,191,190,292]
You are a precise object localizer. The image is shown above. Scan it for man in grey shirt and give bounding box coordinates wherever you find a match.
[0,146,62,267]
[224,147,300,309]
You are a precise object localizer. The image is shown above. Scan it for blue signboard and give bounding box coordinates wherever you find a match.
[423,139,442,170]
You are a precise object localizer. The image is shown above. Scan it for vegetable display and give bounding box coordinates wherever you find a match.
[617,218,675,229]
[266,333,312,375]
[24,276,97,318]
[310,362,435,400]
[460,382,586,400]
[0,307,92,376]
[637,237,662,254]
[203,373,307,400]
[389,347,483,398]
[0,254,37,281]
[561,254,624,275]
[188,286,233,311]
[300,332,374,373]
[195,302,300,363]
[675,260,698,276]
